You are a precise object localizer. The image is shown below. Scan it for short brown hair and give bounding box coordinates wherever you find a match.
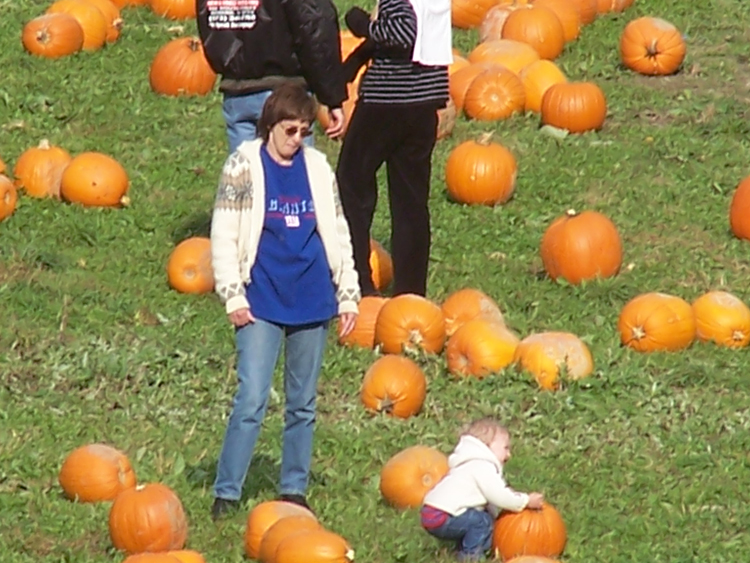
[258,81,318,142]
[460,418,508,446]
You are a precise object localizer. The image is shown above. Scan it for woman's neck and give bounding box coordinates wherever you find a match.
[265,142,294,166]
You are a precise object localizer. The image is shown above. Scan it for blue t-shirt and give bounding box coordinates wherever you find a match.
[246,146,337,325]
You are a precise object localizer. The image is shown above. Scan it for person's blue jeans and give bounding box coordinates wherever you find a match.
[213,318,329,501]
[425,508,494,561]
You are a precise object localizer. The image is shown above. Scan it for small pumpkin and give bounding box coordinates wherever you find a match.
[339,295,388,348]
[468,39,540,74]
[519,59,567,113]
[85,0,123,43]
[274,529,354,563]
[451,0,500,29]
[620,17,686,76]
[22,13,84,58]
[59,443,136,502]
[244,500,317,560]
[373,293,446,355]
[165,550,206,563]
[149,37,217,97]
[441,288,505,336]
[493,503,567,560]
[463,66,526,121]
[501,6,566,60]
[692,291,750,348]
[617,292,696,352]
[446,319,520,378]
[513,332,594,390]
[60,151,129,207]
[380,445,449,509]
[47,0,107,51]
[361,355,427,418]
[370,239,393,291]
[0,174,19,222]
[150,0,196,19]
[730,175,750,240]
[541,81,607,133]
[108,483,188,554]
[167,237,214,294]
[13,139,72,198]
[258,516,322,563]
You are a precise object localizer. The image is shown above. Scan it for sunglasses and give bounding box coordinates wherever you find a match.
[282,124,313,138]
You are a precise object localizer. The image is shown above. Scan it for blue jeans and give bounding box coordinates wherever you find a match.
[425,508,494,561]
[213,318,329,501]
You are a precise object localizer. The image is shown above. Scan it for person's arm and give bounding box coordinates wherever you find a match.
[347,0,416,49]
[474,463,531,513]
[329,174,360,327]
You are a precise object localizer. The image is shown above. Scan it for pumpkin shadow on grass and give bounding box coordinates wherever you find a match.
[185,453,279,503]
[171,212,212,244]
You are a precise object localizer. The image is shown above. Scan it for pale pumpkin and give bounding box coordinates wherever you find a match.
[620,17,686,76]
[513,332,594,390]
[493,503,567,560]
[59,443,136,502]
[441,288,505,336]
[167,237,214,294]
[374,294,446,354]
[617,292,696,352]
[361,355,426,418]
[468,39,540,74]
[13,139,71,198]
[446,319,520,378]
[380,445,449,509]
[692,291,750,348]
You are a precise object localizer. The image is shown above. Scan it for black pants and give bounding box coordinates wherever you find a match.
[336,102,439,296]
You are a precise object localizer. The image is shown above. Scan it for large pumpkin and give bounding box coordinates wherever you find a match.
[513,332,594,390]
[730,175,750,240]
[13,139,71,198]
[258,516,322,563]
[361,355,426,418]
[533,0,580,43]
[541,81,607,133]
[60,151,129,207]
[150,0,196,19]
[445,133,517,206]
[449,62,501,111]
[374,294,446,354]
[108,483,188,554]
[451,0,500,29]
[22,13,84,58]
[149,37,217,97]
[620,17,686,76]
[501,6,566,60]
[59,443,136,502]
[244,500,317,560]
[617,292,696,352]
[463,66,526,121]
[167,237,214,294]
[493,503,567,560]
[519,59,567,113]
[338,295,388,348]
[47,0,107,51]
[468,39,540,74]
[274,529,354,563]
[446,319,520,378]
[569,0,597,25]
[165,551,206,563]
[85,0,123,43]
[0,174,19,222]
[369,239,393,291]
[441,287,505,336]
[478,1,532,43]
[380,445,449,509]
[540,209,622,284]
[692,291,750,348]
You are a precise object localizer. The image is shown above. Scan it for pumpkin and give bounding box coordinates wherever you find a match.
[692,291,750,348]
[47,0,107,51]
[275,529,354,563]
[513,332,594,390]
[448,54,470,76]
[540,209,622,284]
[445,133,517,206]
[0,157,5,174]
[541,81,607,133]
[339,295,388,348]
[617,292,696,352]
[361,355,427,418]
[0,175,17,222]
[506,557,561,563]
[108,483,188,554]
[244,500,317,560]
[597,0,634,13]
[478,1,531,43]
[340,29,366,62]
[519,59,567,113]
[60,151,129,207]
[446,319,520,378]
[13,139,71,198]
[493,503,567,560]
[85,0,122,42]
[123,555,182,563]
[370,239,393,291]
[258,516,322,563]
[111,0,149,6]
[436,98,457,140]
[22,13,84,58]
[449,62,501,111]
[730,175,750,240]
[149,37,217,97]
[441,288,505,336]
[59,443,136,502]
[151,0,196,19]
[532,0,580,43]
[468,39,540,74]
[166,550,206,563]
[569,0,597,25]
[451,0,500,29]
[380,445,449,509]
[167,237,214,294]
[373,293,446,354]
[620,17,686,76]
[501,7,566,60]
[463,66,526,121]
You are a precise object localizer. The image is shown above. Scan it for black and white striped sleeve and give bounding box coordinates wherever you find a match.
[368,0,417,50]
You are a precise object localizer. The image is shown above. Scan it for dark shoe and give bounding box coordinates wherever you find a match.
[279,493,314,514]
[211,497,239,521]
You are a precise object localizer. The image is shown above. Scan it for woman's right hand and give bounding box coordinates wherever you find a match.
[228,308,255,327]
[527,492,544,510]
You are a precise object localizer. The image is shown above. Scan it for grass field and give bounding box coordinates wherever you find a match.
[2,0,750,561]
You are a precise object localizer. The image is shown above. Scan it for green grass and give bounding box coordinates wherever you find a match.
[2,0,750,561]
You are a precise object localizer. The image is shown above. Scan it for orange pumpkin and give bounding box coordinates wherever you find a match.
[446,319,520,378]
[244,500,317,560]
[380,445,449,509]
[60,151,129,207]
[532,0,580,43]
[540,209,622,284]
[274,529,354,563]
[501,6,565,60]
[449,62,501,111]
[451,0,500,29]
[339,295,388,348]
[463,66,526,121]
[13,139,71,198]
[0,157,5,174]
[47,0,107,51]
[369,239,393,291]
[0,174,19,222]
[123,555,182,563]
[448,54,470,76]
[167,237,214,294]
[514,332,593,390]
[108,483,188,554]
[441,288,505,336]
[541,81,607,133]
[506,557,561,563]
[569,0,597,25]
[493,503,567,560]
[151,0,196,19]
[478,1,531,43]
[165,550,206,563]
[519,59,567,113]
[85,0,122,42]
[436,98,458,140]
[258,516,322,563]
[111,0,149,6]
[59,443,136,502]
[617,292,696,352]
[468,39,540,74]
[22,13,84,58]
[361,355,426,418]
[445,133,517,206]
[730,175,750,240]
[597,0,634,13]
[149,37,217,96]
[620,17,686,76]
[692,291,750,348]
[373,293,446,354]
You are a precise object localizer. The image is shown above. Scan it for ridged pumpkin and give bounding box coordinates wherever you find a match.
[493,503,567,560]
[370,239,393,291]
[445,133,517,206]
[514,332,594,390]
[463,66,526,121]
[451,0,500,29]
[361,355,426,418]
[244,500,317,560]
[123,554,182,563]
[108,483,188,554]
[533,0,580,42]
[449,62,501,110]
[501,6,565,60]
[468,39,540,74]
[620,17,686,76]
[374,294,446,354]
[617,292,696,352]
[85,0,122,43]
[442,288,505,336]
[13,139,71,198]
[569,0,597,25]
[22,13,84,58]
[541,81,607,133]
[380,445,449,509]
[692,291,750,348]
[59,443,136,502]
[275,529,354,563]
[478,1,531,43]
[540,209,622,284]
[730,175,750,240]
[167,237,214,294]
[339,295,388,348]
[0,175,17,222]
[258,516,322,563]
[149,37,217,97]
[446,319,520,378]
[165,551,206,563]
[519,59,567,113]
[60,151,129,207]
[47,0,107,51]
[150,0,196,19]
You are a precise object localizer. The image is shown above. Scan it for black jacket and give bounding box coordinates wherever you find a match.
[196,0,347,108]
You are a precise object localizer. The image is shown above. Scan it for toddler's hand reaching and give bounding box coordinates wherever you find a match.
[526,492,544,509]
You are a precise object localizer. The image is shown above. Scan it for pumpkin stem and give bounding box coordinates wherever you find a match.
[188,37,202,52]
[631,326,646,340]
[38,138,51,150]
[565,208,577,217]
[378,396,394,414]
[646,39,659,57]
[733,330,745,342]
[345,548,355,561]
[477,132,494,146]
[120,194,131,207]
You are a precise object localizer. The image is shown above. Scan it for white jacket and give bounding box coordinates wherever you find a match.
[422,435,529,516]
[210,139,360,316]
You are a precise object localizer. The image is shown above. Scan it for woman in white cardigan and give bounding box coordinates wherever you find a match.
[209,82,360,520]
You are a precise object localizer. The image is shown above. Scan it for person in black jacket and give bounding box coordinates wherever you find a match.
[197,0,348,153]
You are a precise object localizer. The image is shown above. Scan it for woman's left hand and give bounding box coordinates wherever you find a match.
[338,312,358,338]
